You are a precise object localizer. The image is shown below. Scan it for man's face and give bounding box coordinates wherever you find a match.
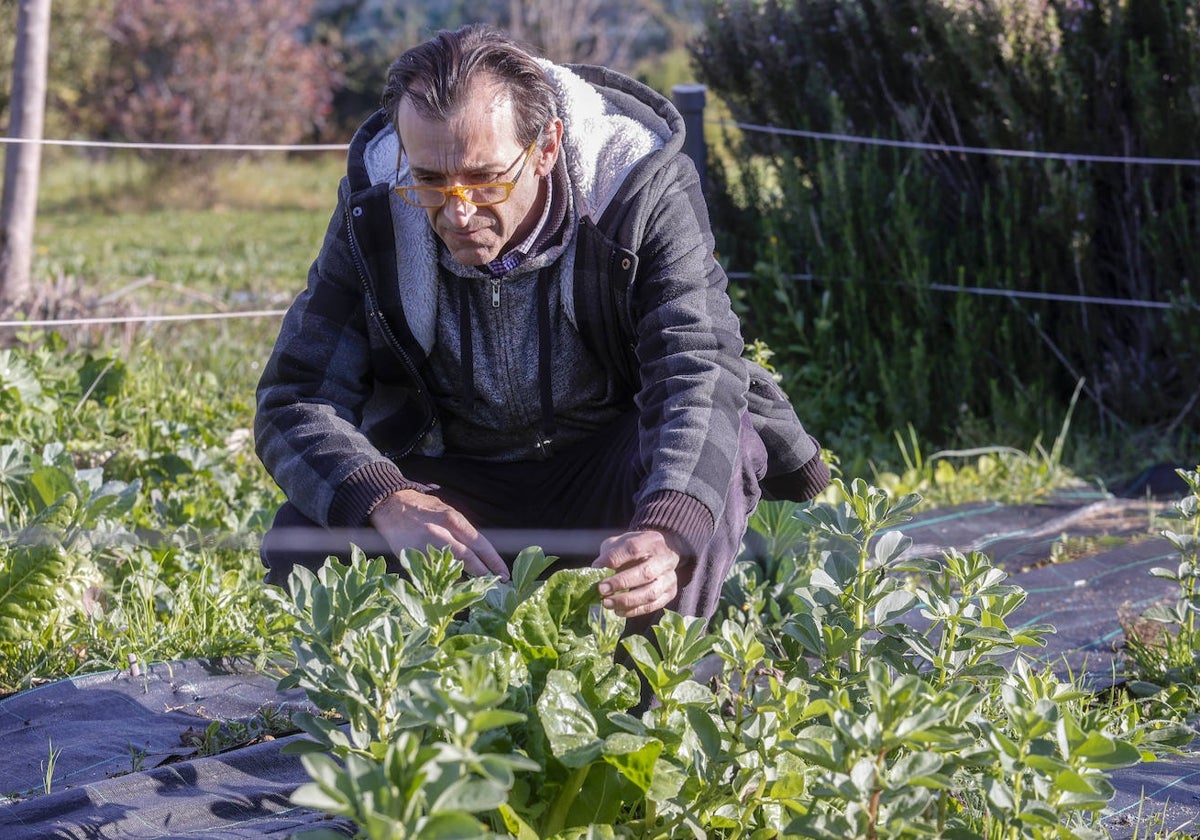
[396,82,559,266]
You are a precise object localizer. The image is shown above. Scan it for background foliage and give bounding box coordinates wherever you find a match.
[0,0,700,140]
[0,0,114,138]
[693,0,1200,476]
[3,0,1197,482]
[90,0,340,156]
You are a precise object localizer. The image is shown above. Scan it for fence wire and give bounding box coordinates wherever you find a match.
[2,113,1193,329]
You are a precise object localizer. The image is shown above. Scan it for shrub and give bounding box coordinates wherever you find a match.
[89,0,339,158]
[693,0,1200,473]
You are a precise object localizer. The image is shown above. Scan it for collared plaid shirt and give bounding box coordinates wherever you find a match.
[482,173,554,277]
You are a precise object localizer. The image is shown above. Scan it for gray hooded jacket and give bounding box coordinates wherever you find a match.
[255,63,828,560]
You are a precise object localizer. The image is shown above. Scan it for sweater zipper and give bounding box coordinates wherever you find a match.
[345,204,436,458]
[491,278,501,308]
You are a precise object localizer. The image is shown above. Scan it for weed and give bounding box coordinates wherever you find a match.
[40,738,61,796]
[187,704,299,757]
[1049,532,1132,565]
[128,744,148,774]
[1122,468,1200,688]
[874,379,1087,507]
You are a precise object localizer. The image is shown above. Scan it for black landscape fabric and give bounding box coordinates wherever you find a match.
[0,659,355,838]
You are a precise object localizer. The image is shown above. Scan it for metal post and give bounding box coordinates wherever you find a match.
[672,83,707,196]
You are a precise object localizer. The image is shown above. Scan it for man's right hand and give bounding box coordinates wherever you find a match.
[369,488,509,581]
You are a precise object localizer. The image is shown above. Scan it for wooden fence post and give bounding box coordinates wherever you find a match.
[1,0,52,306]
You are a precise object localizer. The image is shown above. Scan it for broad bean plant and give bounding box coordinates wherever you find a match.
[273,478,1195,839]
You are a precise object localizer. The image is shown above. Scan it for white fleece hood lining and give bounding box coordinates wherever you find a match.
[360,63,667,354]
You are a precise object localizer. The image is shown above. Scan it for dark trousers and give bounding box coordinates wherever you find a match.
[260,410,767,622]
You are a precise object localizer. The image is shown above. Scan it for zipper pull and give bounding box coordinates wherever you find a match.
[491,279,501,309]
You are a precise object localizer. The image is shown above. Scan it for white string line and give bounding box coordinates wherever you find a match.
[724,272,1175,310]
[721,119,1200,167]
[0,309,287,328]
[0,121,1180,330]
[7,122,1200,166]
[0,276,1177,331]
[0,526,619,558]
[925,282,1172,309]
[0,136,347,152]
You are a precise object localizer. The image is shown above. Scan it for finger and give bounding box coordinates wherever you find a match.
[456,546,496,580]
[437,533,507,582]
[615,591,676,619]
[603,553,679,596]
[432,517,509,582]
[603,573,678,618]
[606,537,661,569]
[468,534,509,581]
[592,534,626,569]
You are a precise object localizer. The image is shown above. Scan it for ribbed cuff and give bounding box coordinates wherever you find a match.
[630,489,715,560]
[328,460,425,527]
[760,441,831,502]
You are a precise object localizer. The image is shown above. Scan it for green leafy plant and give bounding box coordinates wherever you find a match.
[0,339,289,692]
[187,704,299,757]
[1122,468,1200,689]
[273,481,1193,839]
[269,546,646,839]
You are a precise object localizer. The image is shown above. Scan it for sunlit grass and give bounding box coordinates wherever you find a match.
[32,148,340,301]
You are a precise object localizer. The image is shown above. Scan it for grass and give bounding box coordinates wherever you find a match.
[33,149,338,307]
[23,150,342,407]
[5,152,1200,834]
[21,149,1189,488]
[0,149,1158,696]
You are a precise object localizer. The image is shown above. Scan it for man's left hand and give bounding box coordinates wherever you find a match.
[592,530,680,618]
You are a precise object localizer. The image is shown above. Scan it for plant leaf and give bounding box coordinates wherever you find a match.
[0,540,71,642]
[537,670,602,768]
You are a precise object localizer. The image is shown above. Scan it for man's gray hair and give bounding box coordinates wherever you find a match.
[383,24,559,150]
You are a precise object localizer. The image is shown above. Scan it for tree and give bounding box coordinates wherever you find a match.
[503,0,652,71]
[310,0,460,130]
[2,0,118,140]
[1,0,51,307]
[90,0,340,159]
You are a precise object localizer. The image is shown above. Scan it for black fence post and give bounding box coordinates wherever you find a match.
[672,83,707,195]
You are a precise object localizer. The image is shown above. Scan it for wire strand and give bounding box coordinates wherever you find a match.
[0,277,1176,330]
[720,119,1200,167]
[723,272,1175,310]
[0,309,287,329]
[8,120,1200,166]
[0,136,347,152]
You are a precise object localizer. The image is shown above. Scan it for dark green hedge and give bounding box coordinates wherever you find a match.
[693,0,1200,473]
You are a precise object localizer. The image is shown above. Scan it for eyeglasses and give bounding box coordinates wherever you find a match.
[395,140,537,209]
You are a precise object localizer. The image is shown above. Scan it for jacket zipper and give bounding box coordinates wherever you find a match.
[491,278,501,308]
[345,204,436,459]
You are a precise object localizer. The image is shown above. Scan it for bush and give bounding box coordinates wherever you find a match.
[90,0,339,157]
[693,0,1200,475]
[0,0,116,138]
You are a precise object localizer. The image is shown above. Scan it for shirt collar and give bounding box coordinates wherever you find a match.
[484,175,554,278]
